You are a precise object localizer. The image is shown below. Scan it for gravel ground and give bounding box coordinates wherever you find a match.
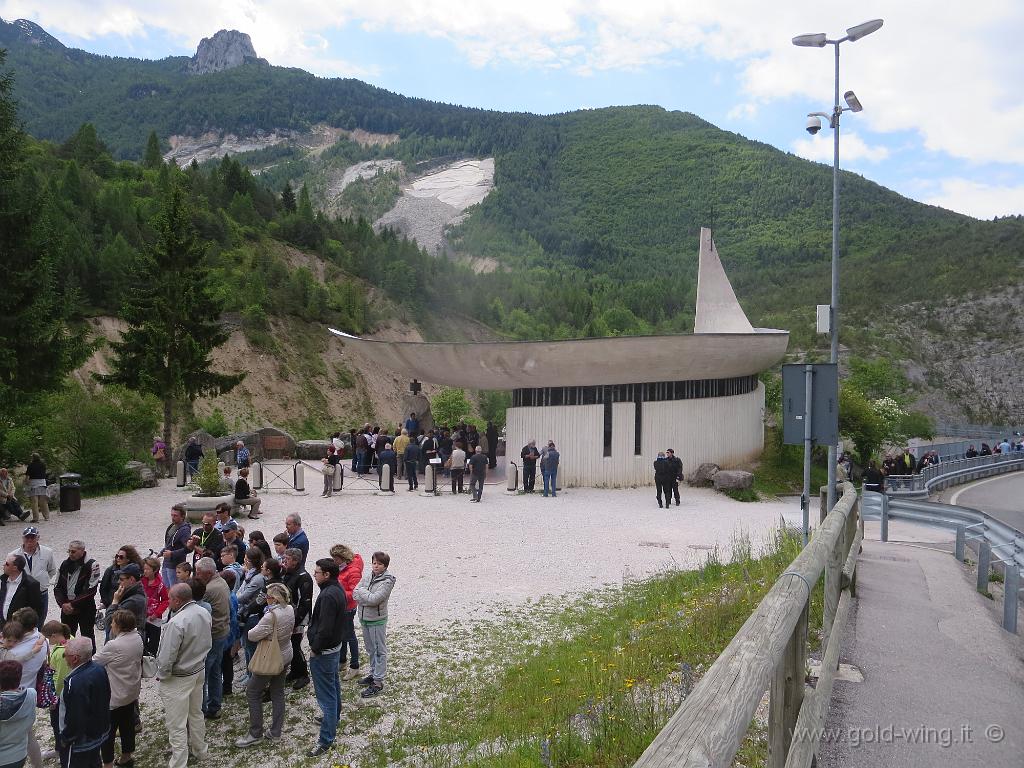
[2,478,801,766]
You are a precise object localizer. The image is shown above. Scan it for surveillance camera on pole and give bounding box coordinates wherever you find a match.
[805,115,822,135]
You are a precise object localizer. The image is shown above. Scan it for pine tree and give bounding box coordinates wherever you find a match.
[281,181,296,213]
[143,130,163,169]
[99,181,244,454]
[0,51,87,414]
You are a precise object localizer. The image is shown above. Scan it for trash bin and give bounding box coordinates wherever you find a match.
[59,473,82,513]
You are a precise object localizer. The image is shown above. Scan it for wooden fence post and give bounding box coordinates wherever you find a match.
[768,601,808,768]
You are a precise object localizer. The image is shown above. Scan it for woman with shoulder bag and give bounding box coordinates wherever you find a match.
[235,583,294,748]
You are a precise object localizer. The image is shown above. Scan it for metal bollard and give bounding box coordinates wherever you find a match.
[252,462,263,490]
[955,525,965,562]
[506,461,518,494]
[976,541,991,593]
[334,463,343,492]
[1003,564,1020,634]
[293,463,305,493]
[880,494,889,543]
[422,464,437,496]
[176,460,186,487]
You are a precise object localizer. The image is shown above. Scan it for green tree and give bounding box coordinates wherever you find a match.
[478,390,511,429]
[99,181,244,455]
[839,384,886,462]
[0,51,87,418]
[431,387,473,427]
[281,181,296,213]
[143,130,163,169]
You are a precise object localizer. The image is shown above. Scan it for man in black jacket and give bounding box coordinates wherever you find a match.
[54,542,101,651]
[281,548,313,691]
[0,554,42,621]
[403,440,422,491]
[665,449,684,507]
[161,504,193,586]
[653,453,675,509]
[306,558,346,757]
[520,441,540,493]
[59,636,111,767]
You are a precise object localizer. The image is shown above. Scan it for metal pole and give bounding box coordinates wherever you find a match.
[954,524,965,562]
[976,541,991,594]
[880,493,889,543]
[802,365,814,546]
[1003,564,1019,634]
[826,40,841,515]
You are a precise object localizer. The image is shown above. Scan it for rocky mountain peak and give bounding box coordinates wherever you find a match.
[0,18,66,50]
[188,29,266,75]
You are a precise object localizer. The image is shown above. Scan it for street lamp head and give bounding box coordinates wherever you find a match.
[805,115,823,135]
[846,19,883,42]
[792,32,828,47]
[844,91,863,112]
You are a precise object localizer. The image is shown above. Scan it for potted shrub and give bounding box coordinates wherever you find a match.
[185,453,234,522]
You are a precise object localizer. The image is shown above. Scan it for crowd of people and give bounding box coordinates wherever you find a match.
[0,509,397,766]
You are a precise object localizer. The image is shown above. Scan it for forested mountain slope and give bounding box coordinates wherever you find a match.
[3,19,1024,423]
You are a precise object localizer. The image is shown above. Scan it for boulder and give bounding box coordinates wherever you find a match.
[124,460,158,488]
[399,393,433,435]
[215,431,258,457]
[713,470,754,491]
[174,430,216,464]
[689,462,721,487]
[296,440,332,460]
[254,426,296,459]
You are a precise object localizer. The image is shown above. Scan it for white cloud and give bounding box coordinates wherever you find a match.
[791,131,890,165]
[922,178,1024,219]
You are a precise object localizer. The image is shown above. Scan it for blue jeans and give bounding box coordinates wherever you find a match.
[203,636,228,715]
[161,564,178,589]
[543,469,557,496]
[309,650,341,746]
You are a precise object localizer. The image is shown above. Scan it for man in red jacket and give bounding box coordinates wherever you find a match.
[330,544,364,679]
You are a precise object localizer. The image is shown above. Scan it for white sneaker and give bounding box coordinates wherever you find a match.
[235,733,263,748]
[41,750,58,761]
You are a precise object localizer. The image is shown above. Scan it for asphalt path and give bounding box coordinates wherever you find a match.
[948,472,1024,531]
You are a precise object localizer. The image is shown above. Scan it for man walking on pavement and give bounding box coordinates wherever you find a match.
[665,449,683,507]
[467,446,488,503]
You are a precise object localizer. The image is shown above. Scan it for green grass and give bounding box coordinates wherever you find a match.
[365,526,823,768]
[753,428,828,498]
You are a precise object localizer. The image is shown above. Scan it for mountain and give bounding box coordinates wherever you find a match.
[3,21,1024,425]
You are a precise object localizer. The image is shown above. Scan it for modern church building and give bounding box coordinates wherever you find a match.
[330,228,789,487]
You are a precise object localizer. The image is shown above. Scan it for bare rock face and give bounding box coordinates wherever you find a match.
[712,470,754,491]
[189,30,266,75]
[689,462,721,487]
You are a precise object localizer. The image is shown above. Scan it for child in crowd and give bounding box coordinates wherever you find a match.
[175,561,193,584]
[41,621,72,762]
[220,545,244,594]
[352,551,396,699]
[272,533,289,562]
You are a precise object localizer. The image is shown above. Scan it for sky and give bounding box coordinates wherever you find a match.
[3,1,1024,220]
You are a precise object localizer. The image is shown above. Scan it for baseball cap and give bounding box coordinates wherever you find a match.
[117,563,142,579]
[22,527,39,537]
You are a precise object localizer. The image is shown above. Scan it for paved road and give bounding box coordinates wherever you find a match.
[819,541,1024,768]
[946,472,1024,531]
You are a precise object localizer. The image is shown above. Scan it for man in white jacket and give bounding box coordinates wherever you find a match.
[156,583,212,768]
[8,527,55,624]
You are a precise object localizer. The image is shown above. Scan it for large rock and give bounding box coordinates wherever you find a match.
[689,462,721,487]
[399,393,433,435]
[174,430,216,464]
[253,426,296,459]
[296,440,332,460]
[188,30,267,75]
[124,460,157,488]
[713,470,754,491]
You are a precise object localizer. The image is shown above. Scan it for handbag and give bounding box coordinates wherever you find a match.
[248,610,284,676]
[36,660,58,708]
[141,654,158,679]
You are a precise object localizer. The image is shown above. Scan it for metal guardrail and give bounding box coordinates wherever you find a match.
[861,492,1023,633]
[884,452,1024,496]
[633,483,861,768]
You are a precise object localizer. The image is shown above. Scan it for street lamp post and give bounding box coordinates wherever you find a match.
[793,19,883,514]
